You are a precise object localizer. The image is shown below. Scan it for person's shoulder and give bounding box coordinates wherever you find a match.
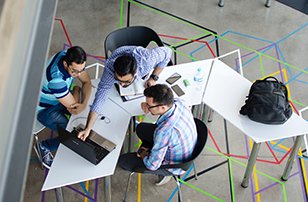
[174,99,191,113]
[108,46,137,61]
[51,50,66,59]
[132,46,149,53]
[174,98,186,106]
[47,63,66,81]
[114,45,137,53]
[48,50,65,67]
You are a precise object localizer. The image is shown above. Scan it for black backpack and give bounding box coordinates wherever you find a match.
[240,76,292,124]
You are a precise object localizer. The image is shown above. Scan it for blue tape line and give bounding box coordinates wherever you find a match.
[189,30,230,59]
[166,165,193,202]
[285,67,308,85]
[276,23,308,44]
[241,47,268,68]
[276,45,293,78]
[79,182,92,201]
[227,30,273,44]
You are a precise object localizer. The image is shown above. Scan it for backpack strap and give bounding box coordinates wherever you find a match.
[263,76,289,102]
[263,76,279,82]
[280,83,290,102]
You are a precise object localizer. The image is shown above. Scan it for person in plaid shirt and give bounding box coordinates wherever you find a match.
[118,84,197,186]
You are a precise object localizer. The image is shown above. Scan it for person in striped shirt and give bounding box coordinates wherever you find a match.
[34,46,92,168]
[118,84,197,186]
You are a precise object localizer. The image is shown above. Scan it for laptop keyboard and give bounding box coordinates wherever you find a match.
[85,138,109,160]
[93,146,109,159]
[72,127,110,161]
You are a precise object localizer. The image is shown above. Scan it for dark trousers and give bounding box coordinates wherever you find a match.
[118,123,171,176]
[37,103,70,151]
[136,122,156,149]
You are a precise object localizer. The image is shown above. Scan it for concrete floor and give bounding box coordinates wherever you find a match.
[24,0,308,201]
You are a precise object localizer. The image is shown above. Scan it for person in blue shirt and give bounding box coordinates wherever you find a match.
[118,84,197,186]
[77,46,172,142]
[34,46,92,168]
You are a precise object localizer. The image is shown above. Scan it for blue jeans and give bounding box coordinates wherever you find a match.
[37,103,70,151]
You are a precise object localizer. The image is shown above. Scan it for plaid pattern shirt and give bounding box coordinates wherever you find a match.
[143,99,197,175]
[91,46,172,114]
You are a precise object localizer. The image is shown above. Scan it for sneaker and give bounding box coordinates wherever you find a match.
[155,175,172,186]
[33,142,54,169]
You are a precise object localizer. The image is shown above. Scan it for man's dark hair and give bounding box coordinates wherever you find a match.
[144,84,174,107]
[62,46,87,66]
[114,54,137,77]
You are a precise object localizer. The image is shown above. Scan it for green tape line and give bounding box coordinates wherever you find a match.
[178,178,225,202]
[228,160,236,202]
[119,0,124,28]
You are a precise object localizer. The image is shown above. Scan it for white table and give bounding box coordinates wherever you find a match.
[109,59,213,116]
[203,59,308,187]
[42,81,132,202]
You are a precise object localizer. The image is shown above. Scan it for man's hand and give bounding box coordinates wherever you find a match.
[139,150,149,159]
[141,102,149,114]
[67,103,86,115]
[78,128,91,141]
[137,147,150,159]
[145,78,156,88]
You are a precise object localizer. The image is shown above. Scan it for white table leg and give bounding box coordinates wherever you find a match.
[55,187,64,202]
[128,117,135,152]
[218,0,224,7]
[265,0,271,7]
[241,142,261,188]
[104,176,111,202]
[219,0,271,8]
[281,135,304,181]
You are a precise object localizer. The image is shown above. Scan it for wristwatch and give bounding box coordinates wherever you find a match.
[150,74,159,81]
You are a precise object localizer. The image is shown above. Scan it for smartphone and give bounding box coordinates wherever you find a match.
[166,73,181,85]
[171,84,185,97]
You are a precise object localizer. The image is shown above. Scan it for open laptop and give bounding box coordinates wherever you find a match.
[58,125,116,165]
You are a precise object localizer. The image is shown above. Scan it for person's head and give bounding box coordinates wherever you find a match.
[114,54,137,87]
[63,46,87,77]
[144,84,174,115]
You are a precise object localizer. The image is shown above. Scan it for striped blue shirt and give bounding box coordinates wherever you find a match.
[143,99,197,175]
[38,50,74,111]
[91,46,172,114]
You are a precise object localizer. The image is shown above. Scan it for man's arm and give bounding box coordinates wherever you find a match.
[78,111,98,141]
[58,93,78,109]
[142,130,170,170]
[79,71,92,104]
[143,143,168,171]
[90,63,115,113]
[145,67,163,87]
[78,61,115,140]
[140,46,172,87]
[69,71,92,114]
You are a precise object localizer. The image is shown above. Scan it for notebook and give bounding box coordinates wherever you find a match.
[119,80,145,96]
[58,125,116,165]
[114,83,144,102]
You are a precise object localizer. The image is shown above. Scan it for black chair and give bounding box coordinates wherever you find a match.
[123,118,208,202]
[104,26,166,58]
